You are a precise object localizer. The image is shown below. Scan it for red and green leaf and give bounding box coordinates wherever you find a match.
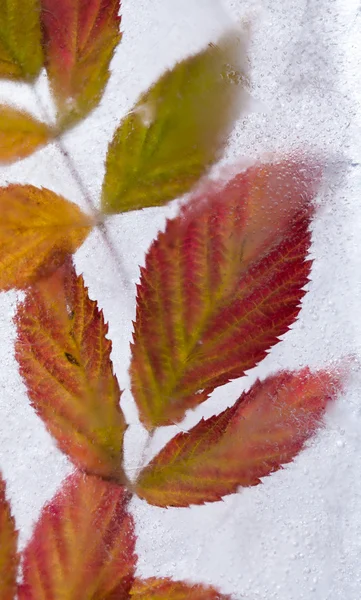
[18,472,136,599]
[0,185,93,291]
[0,0,43,80]
[130,578,231,599]
[101,31,248,214]
[41,0,122,128]
[130,159,321,429]
[0,474,18,600]
[135,368,343,507]
[15,260,127,482]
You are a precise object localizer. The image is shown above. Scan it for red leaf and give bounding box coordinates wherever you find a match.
[130,578,231,599]
[0,474,18,600]
[15,259,127,482]
[18,472,136,599]
[41,0,121,127]
[135,368,343,507]
[130,158,321,429]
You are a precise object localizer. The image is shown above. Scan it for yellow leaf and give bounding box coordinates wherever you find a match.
[0,0,43,80]
[0,185,93,290]
[0,105,52,164]
[101,31,249,214]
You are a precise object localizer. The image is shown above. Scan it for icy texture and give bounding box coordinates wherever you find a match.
[0,0,360,598]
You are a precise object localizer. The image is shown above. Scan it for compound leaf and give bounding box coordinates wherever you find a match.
[131,578,231,599]
[136,368,343,507]
[101,31,248,214]
[18,472,136,599]
[0,0,43,80]
[15,260,127,482]
[0,105,52,164]
[0,474,18,600]
[41,0,122,128]
[130,159,321,429]
[0,185,93,291]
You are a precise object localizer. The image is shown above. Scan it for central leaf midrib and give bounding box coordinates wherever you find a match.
[157,230,295,404]
[157,243,243,408]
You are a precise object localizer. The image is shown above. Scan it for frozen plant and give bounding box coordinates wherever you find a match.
[0,1,345,598]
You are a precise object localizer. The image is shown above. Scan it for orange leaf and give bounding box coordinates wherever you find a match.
[0,105,52,163]
[0,185,93,291]
[15,260,127,482]
[18,472,136,599]
[41,0,122,128]
[136,368,343,507]
[0,474,18,600]
[131,578,231,599]
[130,158,321,429]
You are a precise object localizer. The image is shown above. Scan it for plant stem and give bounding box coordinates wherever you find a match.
[136,431,155,479]
[56,138,133,293]
[31,85,133,294]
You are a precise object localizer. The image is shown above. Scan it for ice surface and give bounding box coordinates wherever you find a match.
[0,0,360,598]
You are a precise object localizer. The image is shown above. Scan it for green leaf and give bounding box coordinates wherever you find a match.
[0,0,43,80]
[101,31,248,214]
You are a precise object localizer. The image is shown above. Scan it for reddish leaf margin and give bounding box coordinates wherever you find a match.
[131,159,322,429]
[130,577,232,599]
[135,368,343,507]
[18,471,136,599]
[15,260,127,482]
[0,474,18,600]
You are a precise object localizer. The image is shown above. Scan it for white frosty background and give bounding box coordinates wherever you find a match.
[0,0,360,598]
